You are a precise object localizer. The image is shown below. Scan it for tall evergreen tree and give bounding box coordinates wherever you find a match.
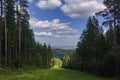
[6,0,16,67]
[76,17,106,73]
[0,0,53,69]
[96,0,120,77]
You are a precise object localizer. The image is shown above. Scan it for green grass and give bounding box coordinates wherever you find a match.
[0,67,113,80]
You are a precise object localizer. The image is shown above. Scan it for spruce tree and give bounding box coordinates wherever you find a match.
[76,17,106,73]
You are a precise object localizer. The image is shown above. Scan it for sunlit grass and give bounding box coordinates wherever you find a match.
[0,67,114,80]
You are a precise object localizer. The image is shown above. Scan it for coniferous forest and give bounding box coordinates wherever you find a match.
[62,0,120,78]
[0,0,120,80]
[0,0,52,69]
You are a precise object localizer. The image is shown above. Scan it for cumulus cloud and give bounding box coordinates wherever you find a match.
[56,30,77,35]
[36,0,62,9]
[28,0,33,2]
[34,32,53,37]
[61,0,106,18]
[29,17,77,35]
[35,32,79,41]
[54,35,79,40]
[30,17,79,46]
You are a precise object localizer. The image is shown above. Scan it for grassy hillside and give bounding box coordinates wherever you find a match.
[0,67,113,80]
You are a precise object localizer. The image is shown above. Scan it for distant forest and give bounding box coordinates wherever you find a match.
[52,49,75,58]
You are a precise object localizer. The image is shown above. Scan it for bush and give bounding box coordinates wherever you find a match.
[51,58,62,67]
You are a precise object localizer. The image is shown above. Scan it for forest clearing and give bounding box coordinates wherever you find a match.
[0,0,120,80]
[0,67,113,80]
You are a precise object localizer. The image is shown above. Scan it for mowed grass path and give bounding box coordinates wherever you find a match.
[0,67,113,80]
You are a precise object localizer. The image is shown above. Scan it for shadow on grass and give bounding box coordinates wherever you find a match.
[51,67,113,80]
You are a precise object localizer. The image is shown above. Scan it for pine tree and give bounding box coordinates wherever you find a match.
[96,0,120,77]
[0,0,53,69]
[6,0,17,67]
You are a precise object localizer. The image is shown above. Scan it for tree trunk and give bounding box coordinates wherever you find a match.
[0,0,3,66]
[4,0,7,67]
[114,3,119,77]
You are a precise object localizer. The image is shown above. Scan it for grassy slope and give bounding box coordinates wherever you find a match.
[0,67,113,80]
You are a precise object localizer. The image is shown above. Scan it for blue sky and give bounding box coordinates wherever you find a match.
[28,0,105,47]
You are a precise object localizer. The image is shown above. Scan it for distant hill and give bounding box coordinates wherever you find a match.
[52,48,76,59]
[52,46,76,50]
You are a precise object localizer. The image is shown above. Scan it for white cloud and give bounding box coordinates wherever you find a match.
[28,0,33,3]
[54,35,79,40]
[61,0,106,18]
[35,32,79,41]
[36,0,62,9]
[30,17,79,46]
[34,32,53,37]
[29,17,77,35]
[56,29,77,35]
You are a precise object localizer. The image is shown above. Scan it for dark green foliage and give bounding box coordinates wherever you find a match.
[33,53,42,67]
[102,52,116,77]
[68,53,77,69]
[76,17,106,73]
[0,0,53,69]
[62,0,120,78]
[96,0,120,77]
[65,16,120,78]
[34,43,53,68]
[6,0,17,68]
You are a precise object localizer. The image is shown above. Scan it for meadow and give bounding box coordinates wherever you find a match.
[0,67,113,80]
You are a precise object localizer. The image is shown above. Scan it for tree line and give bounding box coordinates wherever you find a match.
[0,0,52,69]
[63,0,120,78]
